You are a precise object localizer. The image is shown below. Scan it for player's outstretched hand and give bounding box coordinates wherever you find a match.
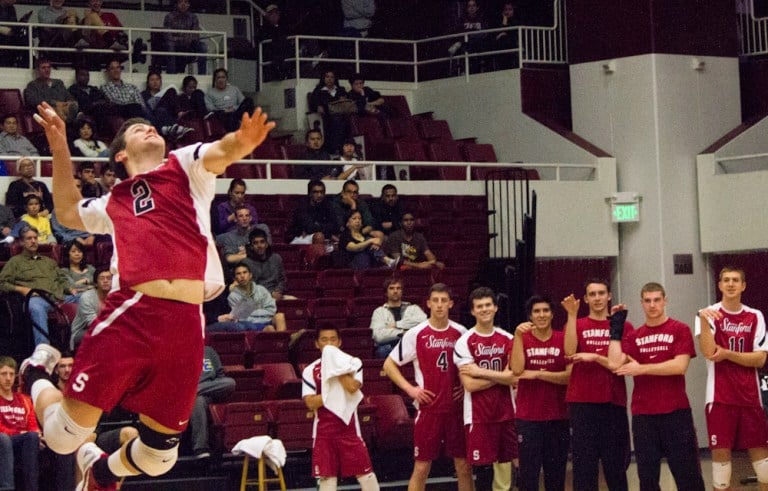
[34,102,68,155]
[561,294,580,315]
[236,107,276,151]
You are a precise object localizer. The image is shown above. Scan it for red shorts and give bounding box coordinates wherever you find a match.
[312,435,373,478]
[66,289,204,433]
[413,409,466,461]
[465,421,518,465]
[706,402,768,450]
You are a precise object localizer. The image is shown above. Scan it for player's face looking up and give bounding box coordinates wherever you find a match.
[529,302,553,330]
[471,296,497,325]
[718,271,746,301]
[427,291,453,321]
[316,329,341,351]
[584,282,611,315]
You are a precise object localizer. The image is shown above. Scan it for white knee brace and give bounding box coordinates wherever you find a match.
[126,437,178,477]
[712,461,731,490]
[42,403,95,455]
[752,457,768,484]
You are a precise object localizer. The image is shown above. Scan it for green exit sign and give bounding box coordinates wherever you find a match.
[612,203,640,222]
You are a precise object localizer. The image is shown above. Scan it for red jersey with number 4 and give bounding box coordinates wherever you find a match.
[695,302,768,407]
[454,327,515,425]
[566,317,631,406]
[622,318,696,415]
[77,143,224,301]
[516,330,569,421]
[389,320,466,413]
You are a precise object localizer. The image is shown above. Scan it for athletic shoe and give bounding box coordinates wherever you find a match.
[76,443,116,491]
[20,344,60,377]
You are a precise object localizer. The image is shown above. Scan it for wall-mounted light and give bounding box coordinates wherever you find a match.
[602,60,616,74]
[691,57,706,71]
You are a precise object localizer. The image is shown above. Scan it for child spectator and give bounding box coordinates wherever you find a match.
[21,195,56,243]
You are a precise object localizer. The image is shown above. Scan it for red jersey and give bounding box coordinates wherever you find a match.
[622,318,696,415]
[695,302,768,407]
[78,143,224,301]
[515,330,569,421]
[0,392,39,435]
[566,316,631,406]
[454,327,515,425]
[389,320,466,413]
[302,359,363,439]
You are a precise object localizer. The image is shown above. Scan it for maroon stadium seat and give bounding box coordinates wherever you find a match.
[209,402,272,454]
[259,362,302,400]
[268,399,315,451]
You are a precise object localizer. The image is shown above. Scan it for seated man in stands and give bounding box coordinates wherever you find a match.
[243,228,288,301]
[0,1,32,67]
[0,115,40,156]
[81,0,126,50]
[215,205,271,266]
[208,262,286,332]
[141,70,193,139]
[68,66,110,130]
[24,57,78,124]
[294,129,341,180]
[100,57,149,120]
[53,351,74,391]
[0,226,77,346]
[215,178,260,234]
[77,161,103,198]
[70,267,112,351]
[0,356,40,491]
[205,68,255,132]
[98,164,117,194]
[370,277,427,358]
[162,0,207,75]
[184,345,235,459]
[385,212,445,270]
[287,179,339,245]
[347,73,386,116]
[331,179,383,239]
[4,157,52,219]
[369,184,403,236]
[336,138,371,180]
[36,0,88,51]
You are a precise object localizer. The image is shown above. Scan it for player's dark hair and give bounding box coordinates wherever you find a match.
[583,277,610,293]
[640,282,666,298]
[525,294,553,316]
[109,117,153,179]
[428,282,452,299]
[469,287,496,306]
[316,322,340,339]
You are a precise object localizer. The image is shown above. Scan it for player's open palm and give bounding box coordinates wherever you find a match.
[237,107,276,150]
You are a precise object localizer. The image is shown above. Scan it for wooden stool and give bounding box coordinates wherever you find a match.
[239,455,286,491]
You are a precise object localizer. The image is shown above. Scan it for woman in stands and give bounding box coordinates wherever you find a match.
[177,75,207,120]
[60,240,95,297]
[339,210,397,270]
[310,68,351,155]
[72,119,108,158]
[214,178,259,234]
[204,68,255,132]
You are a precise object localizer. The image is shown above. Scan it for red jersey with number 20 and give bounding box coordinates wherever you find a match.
[454,327,515,425]
[77,143,224,301]
[695,302,768,407]
[389,320,466,412]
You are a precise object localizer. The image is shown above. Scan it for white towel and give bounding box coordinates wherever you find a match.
[321,345,363,425]
[232,436,287,473]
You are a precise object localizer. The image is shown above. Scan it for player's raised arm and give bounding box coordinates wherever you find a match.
[34,102,84,231]
[203,107,276,175]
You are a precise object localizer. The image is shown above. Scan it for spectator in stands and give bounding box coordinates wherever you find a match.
[36,0,88,51]
[208,262,287,332]
[310,69,351,155]
[51,210,94,247]
[0,115,40,156]
[60,240,95,296]
[20,195,56,244]
[101,57,148,120]
[347,73,385,116]
[177,75,207,120]
[5,157,52,218]
[243,227,288,301]
[449,0,490,63]
[81,0,126,50]
[24,57,78,125]
[53,351,74,391]
[0,226,76,346]
[0,356,40,491]
[287,179,339,245]
[337,137,371,180]
[493,1,520,56]
[341,0,375,37]
[98,163,116,194]
[141,70,192,139]
[215,178,260,234]
[216,205,271,265]
[68,66,110,128]
[162,0,208,75]
[72,119,108,158]
[296,129,341,180]
[77,161,103,198]
[339,209,397,269]
[332,179,382,239]
[0,0,31,67]
[385,212,445,270]
[258,4,291,80]
[369,183,403,236]
[70,267,111,351]
[205,68,255,132]
[371,277,427,358]
[185,346,235,459]
[0,203,14,244]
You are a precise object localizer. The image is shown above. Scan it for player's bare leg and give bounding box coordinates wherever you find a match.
[748,447,768,491]
[454,457,475,491]
[408,460,432,490]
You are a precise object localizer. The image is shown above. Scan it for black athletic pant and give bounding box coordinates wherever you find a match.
[632,408,705,491]
[516,418,570,491]
[569,402,630,491]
